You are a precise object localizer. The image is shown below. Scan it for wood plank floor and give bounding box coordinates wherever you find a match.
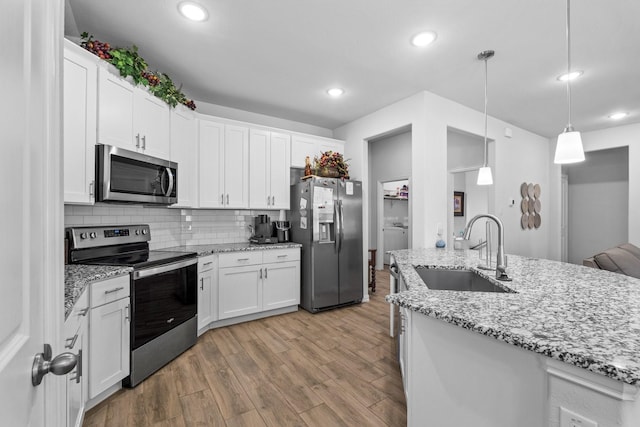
[83,269,406,427]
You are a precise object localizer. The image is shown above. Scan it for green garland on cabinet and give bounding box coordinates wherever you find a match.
[80,32,196,110]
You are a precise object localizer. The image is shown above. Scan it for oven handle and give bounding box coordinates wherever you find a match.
[132,258,197,280]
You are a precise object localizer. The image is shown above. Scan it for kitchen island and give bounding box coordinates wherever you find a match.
[387,248,640,427]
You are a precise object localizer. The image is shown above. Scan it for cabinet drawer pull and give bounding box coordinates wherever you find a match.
[265,268,268,279]
[221,194,224,205]
[271,196,275,205]
[135,133,141,148]
[260,268,262,279]
[237,258,249,261]
[200,278,204,291]
[141,135,146,150]
[125,304,130,322]
[104,286,124,295]
[77,307,89,316]
[277,254,288,258]
[226,194,229,204]
[65,334,78,349]
[89,180,94,196]
[203,262,213,267]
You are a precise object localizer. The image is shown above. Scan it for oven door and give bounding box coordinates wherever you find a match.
[96,144,178,205]
[131,258,197,350]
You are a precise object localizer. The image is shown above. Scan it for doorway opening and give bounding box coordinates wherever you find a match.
[367,126,412,268]
[562,146,629,265]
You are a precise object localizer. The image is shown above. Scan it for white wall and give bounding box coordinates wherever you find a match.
[564,147,629,264]
[335,90,552,261]
[194,100,334,138]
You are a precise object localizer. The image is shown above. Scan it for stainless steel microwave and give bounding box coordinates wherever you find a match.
[96,144,177,205]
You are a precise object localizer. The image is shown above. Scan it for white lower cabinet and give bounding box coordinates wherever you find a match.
[197,255,218,333]
[64,290,89,427]
[88,275,130,399]
[398,306,411,400]
[216,248,300,322]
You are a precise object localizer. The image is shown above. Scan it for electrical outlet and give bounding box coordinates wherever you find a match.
[560,407,597,427]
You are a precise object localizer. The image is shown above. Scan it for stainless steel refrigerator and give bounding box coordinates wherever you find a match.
[290,177,363,312]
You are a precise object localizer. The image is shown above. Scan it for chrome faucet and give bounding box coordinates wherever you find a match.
[463,214,511,281]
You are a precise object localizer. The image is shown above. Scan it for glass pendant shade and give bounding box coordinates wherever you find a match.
[554,129,585,164]
[477,166,493,185]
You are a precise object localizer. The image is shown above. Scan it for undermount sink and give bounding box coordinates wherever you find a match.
[414,267,514,293]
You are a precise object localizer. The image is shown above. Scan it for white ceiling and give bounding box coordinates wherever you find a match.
[65,0,640,137]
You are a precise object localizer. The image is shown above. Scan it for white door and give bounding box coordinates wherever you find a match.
[1,0,64,426]
[249,129,270,209]
[269,132,291,209]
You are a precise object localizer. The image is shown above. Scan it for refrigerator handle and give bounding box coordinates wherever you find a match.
[338,200,345,253]
[334,202,340,253]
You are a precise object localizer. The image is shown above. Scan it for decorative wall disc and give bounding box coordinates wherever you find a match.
[521,213,529,229]
[534,199,541,213]
[521,199,528,214]
[534,213,542,228]
[520,182,528,198]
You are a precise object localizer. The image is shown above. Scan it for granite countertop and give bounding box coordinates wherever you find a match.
[64,242,302,318]
[64,264,132,319]
[386,248,640,386]
[160,242,302,257]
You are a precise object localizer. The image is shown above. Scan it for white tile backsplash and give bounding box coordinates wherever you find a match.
[64,204,281,249]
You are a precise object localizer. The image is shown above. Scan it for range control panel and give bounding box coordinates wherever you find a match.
[67,225,150,249]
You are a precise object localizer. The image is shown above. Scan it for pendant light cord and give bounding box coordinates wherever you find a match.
[565,0,573,130]
[483,56,488,166]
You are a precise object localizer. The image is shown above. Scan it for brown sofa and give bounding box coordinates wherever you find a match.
[583,243,640,279]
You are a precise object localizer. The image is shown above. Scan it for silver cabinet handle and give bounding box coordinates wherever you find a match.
[135,133,141,148]
[200,278,204,291]
[277,254,288,258]
[221,194,224,205]
[70,349,82,383]
[104,286,124,295]
[142,135,146,150]
[203,262,213,267]
[125,304,130,322]
[226,194,230,204]
[64,334,78,349]
[272,196,275,205]
[265,268,268,279]
[267,196,271,206]
[89,180,94,196]
[260,268,262,279]
[237,258,249,261]
[77,307,89,317]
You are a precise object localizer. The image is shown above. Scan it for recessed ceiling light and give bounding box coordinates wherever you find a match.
[608,112,629,120]
[557,70,583,81]
[178,2,208,22]
[411,31,437,47]
[327,88,344,97]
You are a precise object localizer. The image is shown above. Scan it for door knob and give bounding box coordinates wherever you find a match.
[32,343,77,386]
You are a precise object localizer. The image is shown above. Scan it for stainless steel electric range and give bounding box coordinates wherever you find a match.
[67,224,198,387]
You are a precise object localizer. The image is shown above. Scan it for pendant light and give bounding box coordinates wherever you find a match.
[477,50,494,186]
[554,0,585,164]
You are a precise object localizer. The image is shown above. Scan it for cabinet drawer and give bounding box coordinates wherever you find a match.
[263,248,300,264]
[198,254,217,272]
[90,275,130,308]
[218,251,263,268]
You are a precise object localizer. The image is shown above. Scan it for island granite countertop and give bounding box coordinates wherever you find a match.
[386,248,640,386]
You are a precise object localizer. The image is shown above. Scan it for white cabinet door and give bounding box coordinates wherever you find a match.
[250,130,291,209]
[224,125,249,208]
[64,291,89,427]
[318,139,345,156]
[134,88,170,159]
[89,296,130,399]
[197,255,217,333]
[399,306,411,400]
[249,129,270,209]
[291,135,318,168]
[263,261,300,310]
[198,119,224,208]
[63,41,97,205]
[219,265,262,319]
[97,69,135,150]
[170,107,198,207]
[268,132,291,209]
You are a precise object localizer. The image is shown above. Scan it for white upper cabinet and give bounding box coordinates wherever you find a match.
[249,129,291,210]
[198,119,249,209]
[97,69,170,159]
[291,134,345,168]
[170,107,198,208]
[63,40,97,205]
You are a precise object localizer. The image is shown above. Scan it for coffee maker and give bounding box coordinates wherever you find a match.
[249,214,278,244]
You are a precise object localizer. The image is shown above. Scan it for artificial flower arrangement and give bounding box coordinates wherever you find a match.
[313,151,350,178]
[80,32,196,110]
